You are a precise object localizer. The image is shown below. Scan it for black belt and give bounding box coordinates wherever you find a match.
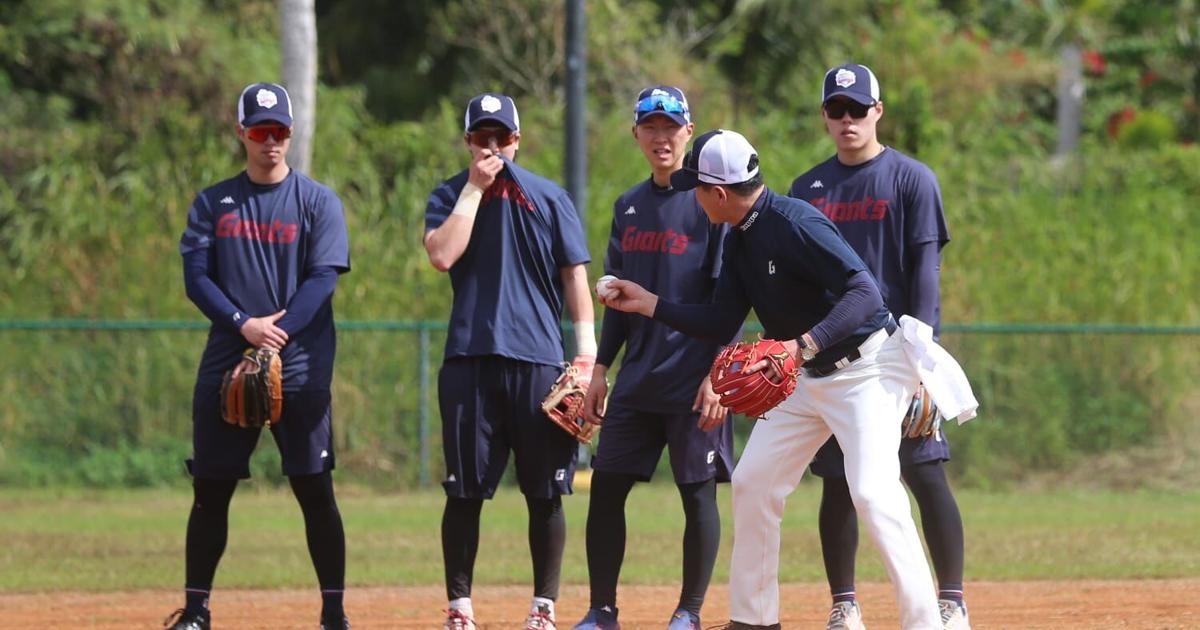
[804,319,897,379]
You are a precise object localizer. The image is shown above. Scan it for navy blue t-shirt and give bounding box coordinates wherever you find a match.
[713,189,891,363]
[180,170,351,391]
[601,178,729,413]
[789,148,949,329]
[425,158,591,367]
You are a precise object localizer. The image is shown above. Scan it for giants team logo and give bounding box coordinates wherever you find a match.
[481,178,534,212]
[480,95,502,112]
[256,88,278,108]
[809,196,890,222]
[216,212,299,244]
[621,226,689,255]
[835,68,857,88]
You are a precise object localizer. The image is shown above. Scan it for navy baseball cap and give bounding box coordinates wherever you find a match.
[822,64,881,105]
[634,85,691,125]
[670,129,760,191]
[464,93,520,132]
[238,83,293,127]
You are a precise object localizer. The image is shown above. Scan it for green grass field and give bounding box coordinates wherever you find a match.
[2,481,1197,592]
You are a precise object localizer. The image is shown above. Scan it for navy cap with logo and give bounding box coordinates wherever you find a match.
[238,82,293,127]
[634,85,691,126]
[821,63,881,106]
[669,129,760,191]
[464,93,520,132]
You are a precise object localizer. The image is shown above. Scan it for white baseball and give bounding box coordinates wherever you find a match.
[595,274,619,300]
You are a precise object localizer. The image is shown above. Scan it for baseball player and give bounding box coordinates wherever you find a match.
[788,63,968,630]
[569,87,735,630]
[601,129,944,630]
[423,93,594,630]
[165,83,352,630]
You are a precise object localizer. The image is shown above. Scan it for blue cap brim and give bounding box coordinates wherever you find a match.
[822,90,876,106]
[669,168,701,191]
[635,111,689,126]
[467,114,518,132]
[242,111,293,127]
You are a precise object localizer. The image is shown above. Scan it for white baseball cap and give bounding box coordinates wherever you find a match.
[670,129,760,190]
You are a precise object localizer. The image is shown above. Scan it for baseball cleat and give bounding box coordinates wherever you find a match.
[163,608,210,630]
[320,615,351,629]
[938,599,970,630]
[525,603,557,630]
[825,601,866,630]
[443,608,477,630]
[714,623,781,630]
[570,606,621,630]
[666,608,700,630]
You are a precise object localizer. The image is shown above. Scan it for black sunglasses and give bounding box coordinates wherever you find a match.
[823,99,875,120]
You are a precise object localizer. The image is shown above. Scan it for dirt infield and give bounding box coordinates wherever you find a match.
[3,579,1197,628]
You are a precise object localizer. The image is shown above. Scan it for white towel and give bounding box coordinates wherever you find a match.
[897,315,979,424]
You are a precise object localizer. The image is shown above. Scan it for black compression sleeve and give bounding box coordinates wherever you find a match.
[595,307,627,367]
[907,240,941,334]
[183,248,248,331]
[276,266,339,335]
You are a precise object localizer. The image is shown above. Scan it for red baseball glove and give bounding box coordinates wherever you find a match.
[709,339,799,418]
[541,357,597,444]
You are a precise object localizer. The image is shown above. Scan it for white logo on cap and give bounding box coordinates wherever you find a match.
[835,68,857,88]
[651,88,669,97]
[480,95,502,113]
[256,88,278,109]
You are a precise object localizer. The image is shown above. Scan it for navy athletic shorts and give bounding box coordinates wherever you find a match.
[438,355,578,500]
[591,402,734,485]
[809,429,951,478]
[188,385,336,480]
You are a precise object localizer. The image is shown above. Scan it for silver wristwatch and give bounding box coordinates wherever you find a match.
[798,335,818,362]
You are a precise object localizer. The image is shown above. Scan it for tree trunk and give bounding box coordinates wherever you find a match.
[1055,43,1083,158]
[279,0,317,175]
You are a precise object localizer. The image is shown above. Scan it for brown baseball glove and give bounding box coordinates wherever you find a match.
[541,358,596,444]
[901,383,942,439]
[220,347,283,428]
[709,339,798,419]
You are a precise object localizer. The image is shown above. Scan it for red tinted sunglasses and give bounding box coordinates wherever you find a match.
[243,125,292,143]
[823,99,875,120]
[468,128,516,148]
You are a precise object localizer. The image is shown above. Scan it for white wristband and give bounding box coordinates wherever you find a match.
[451,182,484,218]
[574,320,597,357]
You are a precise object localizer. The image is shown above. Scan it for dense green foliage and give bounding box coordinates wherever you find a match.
[1,0,1196,487]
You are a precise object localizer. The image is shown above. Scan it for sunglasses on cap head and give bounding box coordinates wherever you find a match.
[823,98,876,120]
[243,124,292,143]
[636,93,687,116]
[467,127,516,148]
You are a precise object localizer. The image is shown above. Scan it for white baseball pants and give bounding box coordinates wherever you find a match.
[728,329,942,629]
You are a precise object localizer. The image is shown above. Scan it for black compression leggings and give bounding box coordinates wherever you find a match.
[442,494,567,601]
[585,471,721,615]
[818,460,965,594]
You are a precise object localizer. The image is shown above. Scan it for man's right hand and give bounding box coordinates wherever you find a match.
[583,363,609,426]
[467,146,505,190]
[598,279,658,318]
[240,310,288,349]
